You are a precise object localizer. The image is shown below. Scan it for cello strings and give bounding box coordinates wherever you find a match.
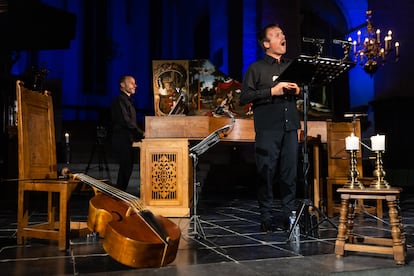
[74,173,167,244]
[73,173,145,211]
[73,173,167,243]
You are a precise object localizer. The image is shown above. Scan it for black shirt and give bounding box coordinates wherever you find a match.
[111,91,144,142]
[240,54,301,132]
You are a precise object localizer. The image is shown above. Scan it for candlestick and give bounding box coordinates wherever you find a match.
[370,150,390,189]
[65,143,71,164]
[65,132,70,144]
[344,149,364,189]
[370,134,385,151]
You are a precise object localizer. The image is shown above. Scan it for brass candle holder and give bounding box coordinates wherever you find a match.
[370,150,390,189]
[344,149,364,189]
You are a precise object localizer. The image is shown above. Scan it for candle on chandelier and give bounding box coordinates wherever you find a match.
[357,30,361,44]
[376,29,381,43]
[371,134,385,151]
[384,36,389,51]
[345,133,359,151]
[387,30,392,50]
[395,42,400,57]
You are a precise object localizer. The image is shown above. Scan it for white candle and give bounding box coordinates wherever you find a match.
[395,42,399,57]
[376,29,381,43]
[384,36,389,51]
[371,134,385,151]
[345,134,359,151]
[65,133,70,144]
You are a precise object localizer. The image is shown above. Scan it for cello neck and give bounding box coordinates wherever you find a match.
[71,173,144,210]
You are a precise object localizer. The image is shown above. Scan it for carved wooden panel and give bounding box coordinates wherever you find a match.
[151,153,178,200]
[140,138,192,217]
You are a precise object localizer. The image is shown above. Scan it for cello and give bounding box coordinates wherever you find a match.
[70,172,181,268]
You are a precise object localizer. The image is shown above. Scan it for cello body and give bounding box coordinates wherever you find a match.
[69,172,181,269]
[87,193,181,268]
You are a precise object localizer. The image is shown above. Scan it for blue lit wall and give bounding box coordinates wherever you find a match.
[8,0,378,121]
[11,0,152,121]
[337,0,373,109]
[209,0,228,74]
[242,0,257,77]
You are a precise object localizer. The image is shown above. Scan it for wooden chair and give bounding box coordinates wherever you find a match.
[326,119,382,218]
[16,80,79,251]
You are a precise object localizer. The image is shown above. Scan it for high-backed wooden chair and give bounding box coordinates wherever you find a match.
[16,80,79,250]
[326,119,382,218]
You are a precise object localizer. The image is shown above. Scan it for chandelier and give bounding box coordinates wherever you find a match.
[348,10,400,75]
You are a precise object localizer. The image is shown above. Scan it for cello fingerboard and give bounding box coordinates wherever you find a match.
[72,173,143,209]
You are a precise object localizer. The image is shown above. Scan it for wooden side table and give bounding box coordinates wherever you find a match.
[334,187,406,265]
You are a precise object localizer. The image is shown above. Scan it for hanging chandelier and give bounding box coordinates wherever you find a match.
[348,10,400,75]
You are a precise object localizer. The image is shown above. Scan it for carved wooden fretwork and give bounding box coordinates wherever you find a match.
[151,153,178,200]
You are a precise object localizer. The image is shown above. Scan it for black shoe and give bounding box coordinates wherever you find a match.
[260,221,274,233]
[283,217,290,231]
[275,217,290,232]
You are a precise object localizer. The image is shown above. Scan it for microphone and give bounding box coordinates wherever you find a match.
[344,113,368,118]
[302,37,325,44]
[333,39,353,45]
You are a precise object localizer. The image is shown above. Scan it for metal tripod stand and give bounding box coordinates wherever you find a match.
[288,85,336,240]
[187,112,235,239]
[85,126,111,182]
[188,152,206,239]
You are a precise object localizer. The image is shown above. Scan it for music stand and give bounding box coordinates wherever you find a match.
[278,55,355,239]
[187,113,235,239]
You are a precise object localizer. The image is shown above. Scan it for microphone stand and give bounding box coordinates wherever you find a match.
[280,42,354,240]
[288,82,336,240]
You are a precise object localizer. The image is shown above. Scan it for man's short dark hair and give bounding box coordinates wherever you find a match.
[258,23,280,48]
[119,75,133,85]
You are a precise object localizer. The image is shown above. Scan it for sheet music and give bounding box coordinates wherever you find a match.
[278,55,355,87]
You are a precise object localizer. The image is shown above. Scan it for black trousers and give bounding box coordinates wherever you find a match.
[255,129,298,224]
[112,134,135,191]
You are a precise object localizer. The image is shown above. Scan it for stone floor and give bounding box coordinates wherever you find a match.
[0,172,413,275]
